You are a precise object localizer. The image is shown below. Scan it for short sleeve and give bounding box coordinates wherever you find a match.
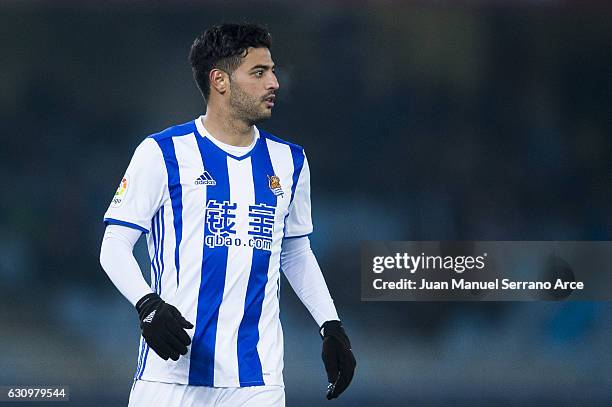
[284,154,313,238]
[103,138,166,233]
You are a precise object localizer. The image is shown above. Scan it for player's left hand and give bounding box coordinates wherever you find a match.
[320,320,356,400]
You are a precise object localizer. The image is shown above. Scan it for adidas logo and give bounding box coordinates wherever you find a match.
[195,171,216,186]
[143,310,156,323]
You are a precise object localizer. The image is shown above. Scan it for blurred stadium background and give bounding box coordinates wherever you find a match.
[2,1,611,405]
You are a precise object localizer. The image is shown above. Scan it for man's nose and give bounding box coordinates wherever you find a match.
[267,73,279,90]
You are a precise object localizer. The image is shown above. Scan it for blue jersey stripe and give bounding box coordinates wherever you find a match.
[288,146,305,206]
[281,144,306,238]
[158,209,163,292]
[189,136,231,386]
[159,205,165,294]
[151,210,160,293]
[134,336,146,380]
[154,138,183,289]
[138,345,150,380]
[104,218,149,234]
[237,140,276,386]
[138,210,161,381]
[283,233,312,240]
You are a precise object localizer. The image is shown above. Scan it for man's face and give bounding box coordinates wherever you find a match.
[228,47,279,125]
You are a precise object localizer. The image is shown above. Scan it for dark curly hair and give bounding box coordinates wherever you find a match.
[189,23,272,101]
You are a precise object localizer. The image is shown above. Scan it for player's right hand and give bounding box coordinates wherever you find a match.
[135,293,194,361]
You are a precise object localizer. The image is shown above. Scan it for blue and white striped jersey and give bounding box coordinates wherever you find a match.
[103,116,312,387]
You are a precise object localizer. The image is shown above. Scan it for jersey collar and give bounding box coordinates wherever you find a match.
[194,115,263,161]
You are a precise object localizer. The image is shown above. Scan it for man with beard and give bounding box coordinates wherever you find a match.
[99,23,356,407]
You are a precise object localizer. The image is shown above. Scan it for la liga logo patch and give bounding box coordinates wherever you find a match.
[111,174,129,207]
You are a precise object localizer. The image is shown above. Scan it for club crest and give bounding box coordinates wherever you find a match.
[267,175,284,198]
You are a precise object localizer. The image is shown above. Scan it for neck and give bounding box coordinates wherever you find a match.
[202,106,254,147]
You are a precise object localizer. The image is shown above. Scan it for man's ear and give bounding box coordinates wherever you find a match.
[209,69,229,95]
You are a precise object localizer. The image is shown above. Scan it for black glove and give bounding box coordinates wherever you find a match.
[320,320,356,400]
[135,293,194,361]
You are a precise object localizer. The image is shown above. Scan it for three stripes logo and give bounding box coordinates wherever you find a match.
[143,310,156,324]
[195,171,216,186]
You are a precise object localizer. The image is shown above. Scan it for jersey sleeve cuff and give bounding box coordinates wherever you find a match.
[103,218,149,234]
[283,232,312,239]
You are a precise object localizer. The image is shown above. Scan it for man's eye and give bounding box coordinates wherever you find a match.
[255,71,264,76]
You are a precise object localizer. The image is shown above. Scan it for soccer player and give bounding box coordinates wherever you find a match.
[99,23,356,407]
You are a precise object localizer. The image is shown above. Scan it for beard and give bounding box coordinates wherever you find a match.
[228,81,272,126]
